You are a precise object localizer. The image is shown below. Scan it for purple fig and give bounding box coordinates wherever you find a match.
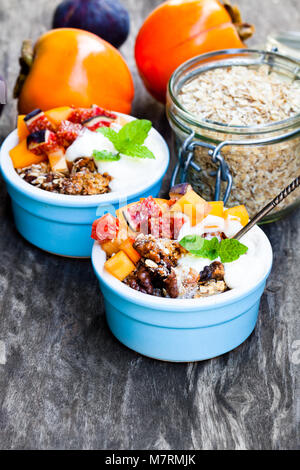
[169,183,193,200]
[27,130,57,153]
[52,0,130,49]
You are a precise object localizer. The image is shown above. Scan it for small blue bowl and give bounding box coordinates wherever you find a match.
[92,226,273,362]
[0,123,169,258]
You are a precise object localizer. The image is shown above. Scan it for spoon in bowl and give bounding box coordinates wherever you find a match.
[234,175,300,240]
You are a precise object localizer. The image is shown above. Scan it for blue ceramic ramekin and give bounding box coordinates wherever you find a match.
[92,226,273,362]
[0,120,169,258]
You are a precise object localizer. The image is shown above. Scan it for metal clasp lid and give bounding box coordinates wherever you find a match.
[171,131,233,205]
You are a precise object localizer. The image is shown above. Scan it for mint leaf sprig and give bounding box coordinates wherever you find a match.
[93,150,120,162]
[95,119,155,161]
[179,235,248,263]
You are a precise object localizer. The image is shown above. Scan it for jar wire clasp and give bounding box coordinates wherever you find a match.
[171,132,233,205]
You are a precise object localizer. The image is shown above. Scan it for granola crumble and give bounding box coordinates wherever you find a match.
[17,158,111,195]
[124,234,228,299]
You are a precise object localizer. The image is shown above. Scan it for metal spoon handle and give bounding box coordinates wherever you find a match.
[234,175,300,240]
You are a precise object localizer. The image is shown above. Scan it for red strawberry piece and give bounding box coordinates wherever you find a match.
[91,214,120,243]
[57,120,83,147]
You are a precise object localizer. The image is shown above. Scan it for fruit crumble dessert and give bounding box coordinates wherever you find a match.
[10,105,164,195]
[91,184,263,300]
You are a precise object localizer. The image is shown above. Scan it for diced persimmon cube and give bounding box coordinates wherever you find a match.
[45,107,72,127]
[17,115,29,141]
[208,201,224,218]
[101,238,122,257]
[223,205,249,227]
[48,147,69,173]
[104,250,136,281]
[170,190,211,226]
[120,238,141,264]
[9,139,47,169]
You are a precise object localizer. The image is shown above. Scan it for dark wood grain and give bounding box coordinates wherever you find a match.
[0,0,299,450]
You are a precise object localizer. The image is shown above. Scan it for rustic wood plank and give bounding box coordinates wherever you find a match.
[0,0,299,450]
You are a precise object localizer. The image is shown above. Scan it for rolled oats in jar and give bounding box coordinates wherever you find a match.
[166,50,300,221]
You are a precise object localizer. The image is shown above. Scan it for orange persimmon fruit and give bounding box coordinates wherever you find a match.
[223,205,249,227]
[45,106,72,127]
[120,238,141,265]
[15,28,134,114]
[208,201,224,217]
[10,139,47,169]
[17,115,28,141]
[104,250,136,281]
[135,0,254,102]
[170,189,211,226]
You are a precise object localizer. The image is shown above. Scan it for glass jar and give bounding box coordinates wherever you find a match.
[166,49,300,222]
[267,31,300,61]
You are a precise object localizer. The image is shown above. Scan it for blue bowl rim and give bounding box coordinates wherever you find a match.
[0,113,170,208]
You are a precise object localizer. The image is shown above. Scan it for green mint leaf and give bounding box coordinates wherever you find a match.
[201,237,220,261]
[92,150,120,162]
[179,235,219,260]
[96,127,120,148]
[122,143,155,159]
[180,236,248,263]
[118,119,152,148]
[97,119,155,159]
[179,235,205,253]
[219,239,248,263]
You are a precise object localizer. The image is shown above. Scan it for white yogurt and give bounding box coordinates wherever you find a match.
[176,215,264,291]
[177,214,241,241]
[66,129,117,161]
[65,128,164,193]
[223,230,265,289]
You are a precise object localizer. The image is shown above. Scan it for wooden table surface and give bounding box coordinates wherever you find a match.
[0,0,299,450]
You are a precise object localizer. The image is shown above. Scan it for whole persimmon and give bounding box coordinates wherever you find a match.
[15,28,134,114]
[135,0,254,102]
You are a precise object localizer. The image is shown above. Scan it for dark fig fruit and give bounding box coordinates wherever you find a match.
[169,183,193,200]
[27,130,58,155]
[83,115,115,130]
[52,0,130,49]
[24,109,55,133]
[24,108,43,123]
